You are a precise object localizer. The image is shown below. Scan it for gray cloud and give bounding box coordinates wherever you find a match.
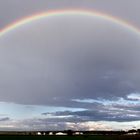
[42,95,140,122]
[0,117,10,121]
[42,108,140,122]
[0,15,140,106]
[0,0,140,127]
[0,116,140,131]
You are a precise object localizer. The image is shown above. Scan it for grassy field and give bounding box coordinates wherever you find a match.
[0,135,140,140]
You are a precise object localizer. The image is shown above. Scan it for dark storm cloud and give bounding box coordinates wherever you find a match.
[0,117,10,121]
[1,14,140,107]
[1,0,140,125]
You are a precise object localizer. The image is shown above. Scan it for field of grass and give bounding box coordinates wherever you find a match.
[0,135,140,140]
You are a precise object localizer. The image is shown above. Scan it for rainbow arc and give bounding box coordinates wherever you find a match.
[0,9,140,37]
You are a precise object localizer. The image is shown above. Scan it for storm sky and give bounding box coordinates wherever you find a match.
[0,0,140,131]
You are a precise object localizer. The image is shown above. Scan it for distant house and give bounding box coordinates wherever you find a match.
[49,132,53,135]
[127,132,137,135]
[37,132,41,135]
[55,132,67,135]
[127,129,138,135]
[74,132,80,135]
[43,132,46,135]
[74,132,83,135]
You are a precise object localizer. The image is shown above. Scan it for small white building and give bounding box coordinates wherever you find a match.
[43,132,46,135]
[49,132,53,135]
[74,132,83,135]
[37,132,42,135]
[74,132,80,135]
[55,132,67,135]
[127,132,137,135]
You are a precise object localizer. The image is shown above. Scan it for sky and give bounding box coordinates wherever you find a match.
[0,0,140,131]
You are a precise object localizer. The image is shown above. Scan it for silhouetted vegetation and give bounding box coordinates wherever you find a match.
[0,128,140,136]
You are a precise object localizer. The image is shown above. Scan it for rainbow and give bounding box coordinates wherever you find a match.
[0,9,140,37]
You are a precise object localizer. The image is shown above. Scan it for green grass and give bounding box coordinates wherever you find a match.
[0,135,140,140]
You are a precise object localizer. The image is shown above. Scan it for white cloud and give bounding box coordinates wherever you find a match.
[72,96,140,106]
[127,93,140,100]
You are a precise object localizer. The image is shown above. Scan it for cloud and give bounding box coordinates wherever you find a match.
[0,7,140,127]
[0,117,10,121]
[127,93,140,100]
[0,15,140,106]
[0,117,139,131]
[42,109,140,122]
[1,0,140,131]
[42,95,140,122]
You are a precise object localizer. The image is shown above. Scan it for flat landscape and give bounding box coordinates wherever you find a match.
[0,135,140,140]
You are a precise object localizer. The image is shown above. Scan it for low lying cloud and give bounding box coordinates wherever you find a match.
[127,93,140,100]
[0,117,139,131]
[0,117,10,122]
[42,94,140,122]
